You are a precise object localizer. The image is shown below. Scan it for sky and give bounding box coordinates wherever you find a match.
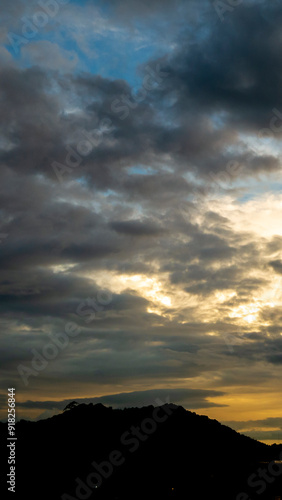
[1,0,282,445]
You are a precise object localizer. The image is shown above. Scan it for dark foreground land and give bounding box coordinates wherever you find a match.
[2,403,282,500]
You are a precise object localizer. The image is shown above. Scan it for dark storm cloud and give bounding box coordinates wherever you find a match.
[2,1,282,192]
[7,387,226,413]
[96,0,188,25]
[265,354,282,364]
[139,2,282,178]
[220,334,282,366]
[0,267,149,322]
[110,219,165,237]
[0,67,63,173]
[269,260,282,275]
[1,0,282,420]
[160,3,282,123]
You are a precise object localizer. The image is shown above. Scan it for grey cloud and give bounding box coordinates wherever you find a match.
[6,387,227,413]
[110,219,165,237]
[1,0,282,421]
[222,417,282,442]
[269,260,282,275]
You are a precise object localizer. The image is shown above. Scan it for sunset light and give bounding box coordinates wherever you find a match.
[2,3,282,498]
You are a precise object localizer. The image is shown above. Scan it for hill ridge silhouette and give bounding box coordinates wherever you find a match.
[2,403,282,499]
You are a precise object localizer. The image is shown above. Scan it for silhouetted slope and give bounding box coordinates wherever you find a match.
[2,403,282,499]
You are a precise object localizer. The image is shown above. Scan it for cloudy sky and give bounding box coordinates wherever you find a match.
[1,0,282,444]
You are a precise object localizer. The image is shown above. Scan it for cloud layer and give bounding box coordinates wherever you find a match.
[0,0,282,441]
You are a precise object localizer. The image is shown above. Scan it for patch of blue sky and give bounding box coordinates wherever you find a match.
[210,111,229,130]
[127,165,157,176]
[237,192,256,204]
[237,178,282,204]
[103,189,118,197]
[4,0,177,89]
[76,176,88,187]
[5,25,79,68]
[76,24,171,87]
[183,169,202,184]
[238,132,282,158]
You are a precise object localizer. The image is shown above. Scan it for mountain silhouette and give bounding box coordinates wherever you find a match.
[2,403,282,499]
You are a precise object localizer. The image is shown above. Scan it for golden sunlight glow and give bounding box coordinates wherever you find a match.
[88,271,173,317]
[50,264,76,273]
[215,291,237,303]
[229,302,260,324]
[86,265,282,328]
[207,193,282,238]
[119,275,172,315]
[227,276,282,325]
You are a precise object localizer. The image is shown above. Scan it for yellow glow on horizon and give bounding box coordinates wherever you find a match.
[70,189,282,447]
